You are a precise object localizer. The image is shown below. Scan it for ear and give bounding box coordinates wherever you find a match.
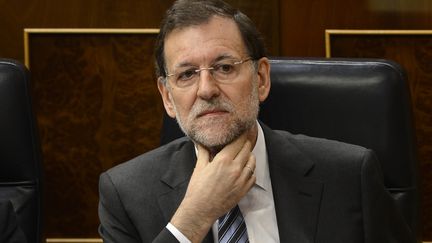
[256,57,271,102]
[157,77,176,118]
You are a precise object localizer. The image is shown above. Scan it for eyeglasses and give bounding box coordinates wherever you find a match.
[165,57,253,89]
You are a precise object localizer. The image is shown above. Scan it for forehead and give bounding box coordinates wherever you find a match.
[163,16,247,67]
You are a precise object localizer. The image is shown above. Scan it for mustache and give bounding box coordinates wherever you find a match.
[190,98,234,118]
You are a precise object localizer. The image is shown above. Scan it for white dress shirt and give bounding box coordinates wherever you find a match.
[167,122,280,242]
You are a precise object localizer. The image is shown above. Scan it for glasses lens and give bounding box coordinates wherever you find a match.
[173,68,198,88]
[167,58,251,89]
[212,62,238,82]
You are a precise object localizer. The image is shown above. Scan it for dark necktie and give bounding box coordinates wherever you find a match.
[218,205,249,243]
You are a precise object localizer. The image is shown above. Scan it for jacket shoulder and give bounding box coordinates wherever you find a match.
[274,129,370,162]
[275,131,375,177]
[104,136,191,184]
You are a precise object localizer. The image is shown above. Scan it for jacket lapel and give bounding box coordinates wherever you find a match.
[262,124,323,243]
[156,139,214,243]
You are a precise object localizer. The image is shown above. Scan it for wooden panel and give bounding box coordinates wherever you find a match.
[0,0,173,62]
[0,0,279,63]
[26,29,162,237]
[280,0,432,57]
[327,30,432,239]
[226,0,280,55]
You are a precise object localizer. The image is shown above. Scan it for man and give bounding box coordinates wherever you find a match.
[98,0,413,242]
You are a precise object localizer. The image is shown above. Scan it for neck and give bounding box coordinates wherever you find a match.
[206,122,259,160]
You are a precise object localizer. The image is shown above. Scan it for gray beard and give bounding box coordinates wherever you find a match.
[172,81,259,152]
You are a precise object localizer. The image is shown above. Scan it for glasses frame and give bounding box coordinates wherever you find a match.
[164,57,253,88]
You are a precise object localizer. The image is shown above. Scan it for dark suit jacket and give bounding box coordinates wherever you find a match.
[98,124,413,243]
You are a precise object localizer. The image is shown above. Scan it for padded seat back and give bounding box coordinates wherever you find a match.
[0,58,43,243]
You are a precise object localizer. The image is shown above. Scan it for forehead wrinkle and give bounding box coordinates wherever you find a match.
[173,53,240,69]
[164,16,248,70]
[174,61,197,69]
[213,53,239,62]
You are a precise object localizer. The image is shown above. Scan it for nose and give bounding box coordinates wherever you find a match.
[196,69,220,100]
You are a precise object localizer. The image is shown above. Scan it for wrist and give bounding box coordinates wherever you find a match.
[171,202,215,242]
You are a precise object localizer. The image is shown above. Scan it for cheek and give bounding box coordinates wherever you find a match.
[231,82,255,102]
[171,92,196,114]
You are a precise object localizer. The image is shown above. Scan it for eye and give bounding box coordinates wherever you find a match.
[177,69,197,81]
[214,63,235,74]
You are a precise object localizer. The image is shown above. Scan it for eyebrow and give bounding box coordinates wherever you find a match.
[213,54,237,62]
[173,54,238,69]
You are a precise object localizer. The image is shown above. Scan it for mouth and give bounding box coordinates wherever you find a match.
[197,109,229,118]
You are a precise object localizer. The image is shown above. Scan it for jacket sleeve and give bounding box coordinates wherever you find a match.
[360,149,415,243]
[98,172,180,243]
[98,172,142,243]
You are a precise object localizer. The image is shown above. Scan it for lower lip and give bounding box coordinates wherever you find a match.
[200,111,227,117]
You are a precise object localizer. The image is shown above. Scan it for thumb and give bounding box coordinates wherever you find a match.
[195,144,210,169]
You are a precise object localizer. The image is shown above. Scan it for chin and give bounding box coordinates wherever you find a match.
[191,126,241,150]
[194,132,232,148]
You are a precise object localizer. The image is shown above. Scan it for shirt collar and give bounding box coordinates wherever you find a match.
[252,121,271,191]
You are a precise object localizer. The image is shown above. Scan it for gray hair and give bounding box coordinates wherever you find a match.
[154,0,267,80]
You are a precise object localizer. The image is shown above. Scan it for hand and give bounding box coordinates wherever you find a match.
[170,134,256,242]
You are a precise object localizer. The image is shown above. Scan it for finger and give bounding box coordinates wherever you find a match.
[195,144,210,169]
[244,173,256,192]
[240,163,256,196]
[240,154,256,182]
[233,141,252,168]
[247,154,256,171]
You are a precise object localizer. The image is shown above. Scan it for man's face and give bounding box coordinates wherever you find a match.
[158,16,270,150]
